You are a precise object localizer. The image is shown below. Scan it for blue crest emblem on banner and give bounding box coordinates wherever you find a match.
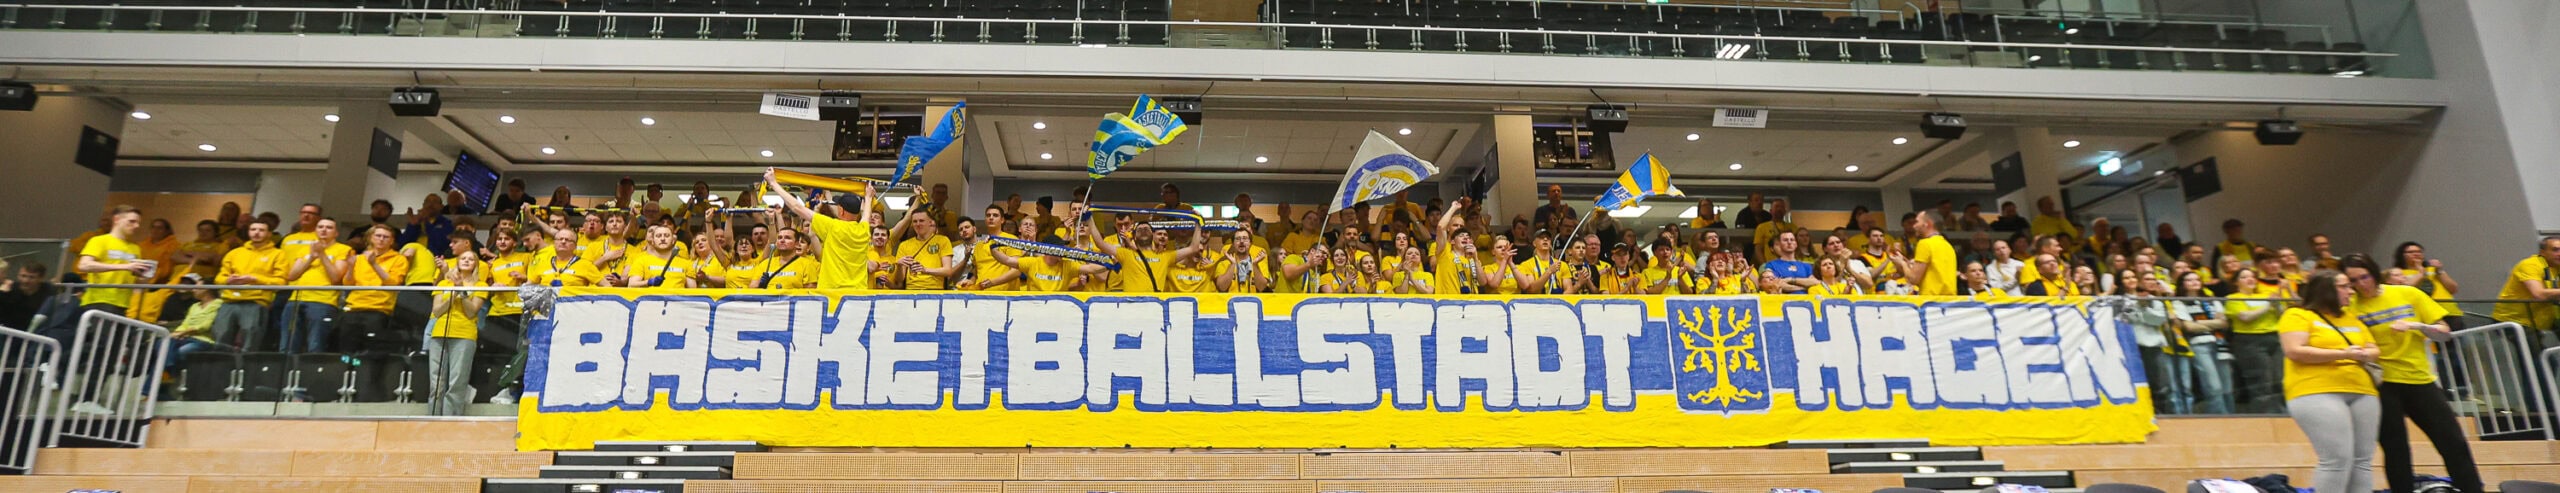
[1669,299,1771,414]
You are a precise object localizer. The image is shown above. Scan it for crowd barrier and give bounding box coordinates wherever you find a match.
[2440,322,2554,440]
[0,326,60,475]
[47,311,170,448]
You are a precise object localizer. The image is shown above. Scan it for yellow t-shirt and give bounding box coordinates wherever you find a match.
[1221,252,1271,294]
[2392,267,2465,316]
[2277,308,2379,401]
[575,234,610,262]
[621,249,694,288]
[1167,253,1217,293]
[809,214,874,290]
[216,243,285,305]
[1810,280,1857,296]
[968,240,1018,292]
[1110,246,1170,293]
[78,234,143,308]
[2029,214,2079,239]
[694,259,729,289]
[1913,235,1959,296]
[1014,255,1077,292]
[723,258,762,290]
[179,240,224,280]
[1435,245,1482,296]
[428,280,487,340]
[751,255,818,289]
[2218,240,2259,264]
[1752,221,1794,262]
[1484,263,1522,295]
[1710,274,1751,295]
[1639,266,1681,295]
[488,251,532,317]
[138,237,179,283]
[2352,284,2449,385]
[530,250,602,288]
[400,243,441,285]
[1275,254,1312,294]
[2224,290,2286,335]
[343,250,409,313]
[1517,257,1563,294]
[895,235,953,290]
[281,238,352,305]
[2494,256,2557,328]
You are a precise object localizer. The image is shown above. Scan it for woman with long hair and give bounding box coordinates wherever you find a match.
[2279,270,2382,493]
[2391,242,2466,330]
[2342,255,2479,493]
[2225,268,2290,413]
[2171,271,2233,414]
[1808,257,1856,296]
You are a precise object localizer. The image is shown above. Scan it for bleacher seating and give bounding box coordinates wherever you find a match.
[508,0,1171,44]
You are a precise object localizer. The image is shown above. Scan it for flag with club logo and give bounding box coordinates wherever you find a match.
[1085,95,1191,180]
[1326,130,1440,211]
[1594,153,1684,210]
[890,101,966,185]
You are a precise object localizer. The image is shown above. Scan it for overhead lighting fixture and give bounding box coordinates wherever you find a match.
[323,114,340,122]
[1032,121,1047,130]
[2154,170,2167,176]
[2063,140,2082,148]
[759,149,774,158]
[1255,156,1269,163]
[2099,156,2123,175]
[1728,163,1743,171]
[1685,133,1701,141]
[540,147,557,155]
[1677,206,1699,219]
[1220,206,1240,218]
[1397,127,1412,135]
[499,115,517,124]
[129,111,152,120]
[197,143,217,152]
[1714,42,1752,60]
[1039,152,1053,160]
[1845,165,1861,172]
[1891,137,1908,145]
[639,117,657,126]
[1607,205,1652,218]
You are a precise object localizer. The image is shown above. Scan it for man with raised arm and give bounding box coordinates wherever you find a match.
[764,168,877,290]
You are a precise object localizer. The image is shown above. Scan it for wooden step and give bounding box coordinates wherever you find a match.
[1017,452,1299,480]
[1832,460,2005,474]
[1299,451,1569,479]
[33,449,549,477]
[732,452,1018,480]
[0,475,189,493]
[1984,441,2558,471]
[145,418,518,451]
[539,464,732,480]
[0,476,478,493]
[688,480,1004,493]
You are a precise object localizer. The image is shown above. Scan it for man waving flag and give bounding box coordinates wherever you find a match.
[1327,130,1439,211]
[1595,153,1684,210]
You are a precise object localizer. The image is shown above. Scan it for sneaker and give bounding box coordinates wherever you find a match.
[69,402,113,415]
[489,388,517,405]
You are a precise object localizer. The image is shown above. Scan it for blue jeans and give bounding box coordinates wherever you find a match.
[277,301,338,355]
[2142,345,2193,415]
[2188,339,2233,414]
[162,338,218,379]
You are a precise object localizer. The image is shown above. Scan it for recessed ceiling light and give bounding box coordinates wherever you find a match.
[1891,137,1909,145]
[1845,165,1861,172]
[323,114,340,122]
[1728,163,1743,171]
[759,149,774,158]
[499,115,517,124]
[640,117,657,126]
[2064,28,2080,34]
[1040,152,1053,160]
[1032,121,1046,130]
[540,147,557,155]
[2154,170,2167,176]
[129,111,151,120]
[1686,133,1701,141]
[2063,140,2082,148]
[1255,156,1269,163]
[1398,128,1412,135]
[2027,55,2044,62]
[197,143,217,152]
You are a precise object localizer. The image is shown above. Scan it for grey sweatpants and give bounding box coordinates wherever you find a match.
[425,336,478,416]
[2288,392,2378,493]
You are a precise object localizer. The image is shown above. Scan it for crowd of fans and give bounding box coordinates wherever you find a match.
[12,169,2560,493]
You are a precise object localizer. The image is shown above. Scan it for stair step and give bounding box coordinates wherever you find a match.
[1903,470,2075,490]
[483,477,687,493]
[555,451,737,468]
[540,465,732,480]
[593,440,768,453]
[1832,460,2005,474]
[1777,438,1933,449]
[1827,446,1983,465]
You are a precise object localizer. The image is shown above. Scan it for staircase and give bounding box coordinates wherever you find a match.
[483,441,765,493]
[1783,439,2081,493]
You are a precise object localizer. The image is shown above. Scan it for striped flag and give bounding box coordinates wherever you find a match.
[1594,153,1684,210]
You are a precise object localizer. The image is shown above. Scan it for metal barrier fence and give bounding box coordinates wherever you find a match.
[2438,322,2554,441]
[0,326,60,475]
[47,311,170,448]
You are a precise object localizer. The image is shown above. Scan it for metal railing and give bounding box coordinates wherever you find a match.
[47,310,170,448]
[0,4,2400,76]
[2437,322,2552,440]
[0,326,60,475]
[2546,346,2560,441]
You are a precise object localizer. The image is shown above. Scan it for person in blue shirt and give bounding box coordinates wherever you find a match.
[1761,230,1818,293]
[398,193,458,256]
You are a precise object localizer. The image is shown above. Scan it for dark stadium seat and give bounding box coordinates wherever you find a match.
[470,352,514,403]
[2502,480,2560,493]
[237,352,290,402]
[176,351,240,402]
[293,353,357,403]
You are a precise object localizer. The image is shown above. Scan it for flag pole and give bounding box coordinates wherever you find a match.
[1548,205,1597,292]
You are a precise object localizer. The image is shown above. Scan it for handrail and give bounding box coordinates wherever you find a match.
[1460,0,1913,20]
[0,4,2400,58]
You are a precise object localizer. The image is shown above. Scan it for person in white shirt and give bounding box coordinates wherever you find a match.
[1985,239,2025,292]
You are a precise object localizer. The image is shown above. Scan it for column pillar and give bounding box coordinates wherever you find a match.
[2002,126,2065,216]
[1489,111,1539,223]
[1878,184,1914,232]
[320,102,402,224]
[0,95,122,238]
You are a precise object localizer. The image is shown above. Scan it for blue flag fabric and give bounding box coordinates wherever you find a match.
[1085,95,1190,180]
[1594,153,1685,211]
[890,102,965,185]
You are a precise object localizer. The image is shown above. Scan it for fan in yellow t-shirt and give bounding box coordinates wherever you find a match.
[530,230,602,288]
[1910,213,1958,296]
[425,249,491,415]
[76,206,151,311]
[751,228,820,289]
[986,235,1113,292]
[338,225,411,353]
[889,213,958,290]
[762,168,876,290]
[611,225,695,288]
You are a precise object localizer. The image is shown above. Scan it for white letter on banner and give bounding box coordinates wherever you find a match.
[706,298,789,407]
[1088,300,1170,408]
[1994,304,2072,406]
[624,298,713,408]
[1006,299,1086,407]
[1164,299,1233,407]
[1372,301,1434,408]
[1925,303,2011,408]
[1434,303,1513,411]
[1296,300,1377,407]
[1790,301,1864,410]
[2054,303,2137,404]
[786,298,867,407]
[1580,301,1644,409]
[943,298,1007,408]
[866,298,943,406]
[1855,302,1936,410]
[1233,299,1303,408]
[541,299,630,409]
[1511,302,1588,409]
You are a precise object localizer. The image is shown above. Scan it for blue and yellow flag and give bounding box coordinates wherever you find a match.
[1085,95,1191,180]
[1327,130,1439,211]
[890,101,965,185]
[1594,153,1685,210]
